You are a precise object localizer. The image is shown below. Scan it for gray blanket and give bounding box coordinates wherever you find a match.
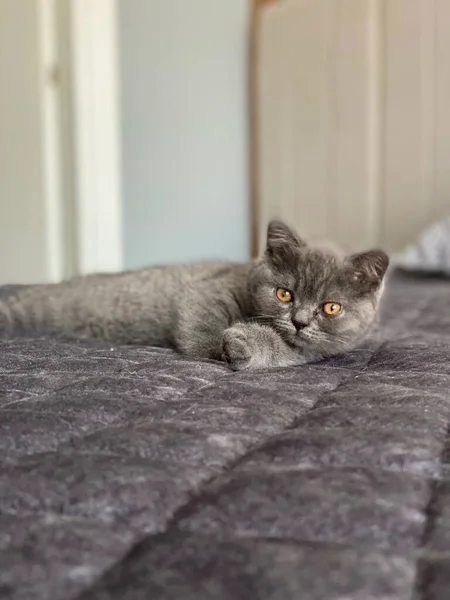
[1,274,450,600]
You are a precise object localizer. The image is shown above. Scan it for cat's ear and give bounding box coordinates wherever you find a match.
[348,250,389,291]
[266,221,306,257]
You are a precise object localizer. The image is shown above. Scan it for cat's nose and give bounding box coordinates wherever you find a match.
[292,317,309,331]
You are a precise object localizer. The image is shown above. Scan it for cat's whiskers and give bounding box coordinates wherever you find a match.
[249,314,275,325]
[272,320,295,343]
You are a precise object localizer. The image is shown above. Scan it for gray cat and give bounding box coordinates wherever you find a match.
[0,221,388,370]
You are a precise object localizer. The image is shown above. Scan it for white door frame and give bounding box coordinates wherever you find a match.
[57,0,123,276]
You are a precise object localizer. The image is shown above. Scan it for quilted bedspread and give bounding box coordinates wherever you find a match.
[1,274,450,600]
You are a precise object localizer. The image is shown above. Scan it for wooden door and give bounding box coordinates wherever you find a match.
[0,0,64,283]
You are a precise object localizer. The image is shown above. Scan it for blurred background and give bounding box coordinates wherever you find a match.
[0,0,249,284]
[1,0,450,285]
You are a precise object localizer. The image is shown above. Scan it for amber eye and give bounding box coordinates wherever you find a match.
[323,302,342,315]
[276,288,293,303]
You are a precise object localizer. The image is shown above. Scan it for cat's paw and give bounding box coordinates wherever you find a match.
[222,323,277,371]
[223,322,304,371]
[222,324,254,370]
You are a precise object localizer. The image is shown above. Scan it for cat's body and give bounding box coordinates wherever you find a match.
[0,262,251,353]
[0,222,389,370]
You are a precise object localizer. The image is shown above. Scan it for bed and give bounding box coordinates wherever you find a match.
[1,273,450,600]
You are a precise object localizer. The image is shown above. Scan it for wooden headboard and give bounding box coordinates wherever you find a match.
[251,0,450,256]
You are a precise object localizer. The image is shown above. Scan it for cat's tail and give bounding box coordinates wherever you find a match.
[0,286,57,338]
[0,299,14,336]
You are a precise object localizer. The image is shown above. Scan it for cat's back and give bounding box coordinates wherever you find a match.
[46,261,251,313]
[125,261,250,289]
[11,261,249,303]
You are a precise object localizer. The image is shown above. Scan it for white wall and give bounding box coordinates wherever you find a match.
[118,0,250,268]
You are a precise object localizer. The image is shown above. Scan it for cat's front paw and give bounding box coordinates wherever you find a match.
[222,324,254,371]
[222,322,303,370]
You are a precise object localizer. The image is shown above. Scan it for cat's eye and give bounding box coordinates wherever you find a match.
[276,288,292,303]
[323,302,342,315]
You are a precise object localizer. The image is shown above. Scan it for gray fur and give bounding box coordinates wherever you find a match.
[0,221,389,370]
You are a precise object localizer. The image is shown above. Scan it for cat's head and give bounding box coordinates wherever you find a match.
[248,221,389,358]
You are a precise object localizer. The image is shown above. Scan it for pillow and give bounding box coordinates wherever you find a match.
[395,216,450,276]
